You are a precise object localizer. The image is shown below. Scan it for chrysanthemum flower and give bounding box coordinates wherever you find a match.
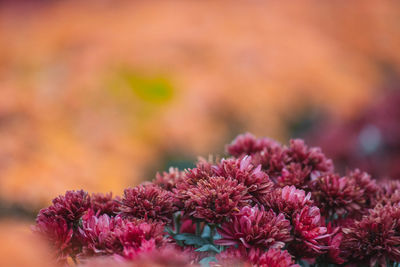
[91,192,121,216]
[377,180,400,206]
[34,190,91,261]
[79,211,167,259]
[212,156,273,204]
[340,204,400,266]
[47,190,91,224]
[216,206,292,250]
[276,139,334,189]
[289,206,328,258]
[214,247,299,267]
[184,176,250,224]
[78,211,124,257]
[256,249,299,267]
[120,184,177,223]
[263,185,312,218]
[226,133,285,174]
[317,223,344,264]
[34,215,74,261]
[310,174,366,218]
[153,167,185,191]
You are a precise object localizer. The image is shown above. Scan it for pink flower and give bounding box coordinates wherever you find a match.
[216,206,292,250]
[34,190,90,261]
[256,249,299,267]
[212,156,273,204]
[276,139,334,189]
[184,176,250,224]
[153,167,185,191]
[340,204,400,266]
[120,184,177,223]
[91,192,121,216]
[79,211,167,259]
[263,185,313,218]
[45,190,90,224]
[310,174,366,218]
[34,215,74,261]
[289,206,329,258]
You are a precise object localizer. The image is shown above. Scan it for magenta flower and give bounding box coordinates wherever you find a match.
[46,190,90,224]
[212,156,273,204]
[34,190,91,261]
[184,176,250,224]
[216,205,292,250]
[289,206,329,258]
[310,174,366,218]
[226,133,285,174]
[263,185,313,218]
[276,139,334,189]
[153,167,185,191]
[120,184,177,223]
[340,204,400,266]
[34,215,74,261]
[91,192,121,216]
[79,211,167,259]
[256,249,299,267]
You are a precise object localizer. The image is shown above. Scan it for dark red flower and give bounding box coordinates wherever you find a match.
[263,185,313,218]
[377,180,400,206]
[79,211,167,259]
[274,140,333,189]
[34,190,91,261]
[120,184,177,223]
[214,247,299,267]
[216,206,292,250]
[212,156,273,204]
[340,204,400,266]
[256,249,299,267]
[289,206,329,258]
[184,176,250,224]
[47,190,91,224]
[91,192,121,216]
[153,167,185,191]
[78,211,124,257]
[317,223,345,264]
[34,215,74,261]
[310,173,366,218]
[227,133,285,175]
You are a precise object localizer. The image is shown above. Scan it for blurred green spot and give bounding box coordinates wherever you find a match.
[119,71,174,104]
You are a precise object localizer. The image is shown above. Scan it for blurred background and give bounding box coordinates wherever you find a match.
[0,0,400,265]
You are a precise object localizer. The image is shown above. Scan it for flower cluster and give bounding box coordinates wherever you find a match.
[34,134,400,267]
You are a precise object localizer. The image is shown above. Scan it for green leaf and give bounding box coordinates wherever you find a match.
[199,256,217,267]
[174,233,208,246]
[195,244,220,253]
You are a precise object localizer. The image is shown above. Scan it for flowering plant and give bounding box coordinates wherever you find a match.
[34,133,400,267]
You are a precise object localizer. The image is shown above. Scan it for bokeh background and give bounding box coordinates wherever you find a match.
[1,0,400,265]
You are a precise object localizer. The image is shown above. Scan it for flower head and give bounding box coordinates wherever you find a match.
[120,184,177,223]
[216,206,292,250]
[34,215,74,261]
[263,185,313,218]
[34,190,90,261]
[212,156,273,204]
[310,174,366,218]
[79,211,167,259]
[276,139,334,189]
[289,206,328,258]
[47,190,90,224]
[340,204,400,266]
[153,167,185,191]
[91,192,121,216]
[184,176,250,224]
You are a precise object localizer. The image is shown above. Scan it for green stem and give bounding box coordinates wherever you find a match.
[209,224,216,243]
[195,221,201,236]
